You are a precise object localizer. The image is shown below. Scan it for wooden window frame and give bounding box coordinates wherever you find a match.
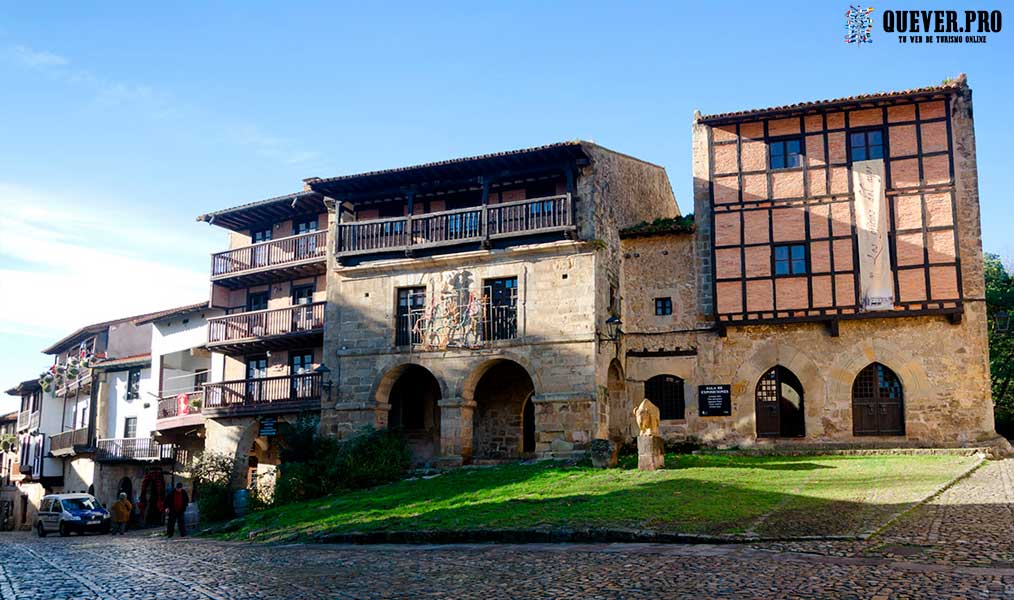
[654,297,673,316]
[772,243,809,277]
[768,136,802,170]
[847,127,885,163]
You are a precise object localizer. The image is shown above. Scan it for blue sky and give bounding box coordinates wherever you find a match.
[1,1,1011,412]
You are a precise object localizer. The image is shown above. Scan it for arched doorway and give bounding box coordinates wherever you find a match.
[606,361,629,443]
[118,477,133,504]
[385,365,441,462]
[645,374,685,421]
[755,366,805,438]
[852,362,904,436]
[471,360,536,460]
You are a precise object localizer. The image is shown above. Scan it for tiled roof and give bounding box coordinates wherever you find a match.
[92,354,151,369]
[43,304,200,355]
[132,302,210,325]
[698,75,967,123]
[309,141,586,185]
[5,379,40,396]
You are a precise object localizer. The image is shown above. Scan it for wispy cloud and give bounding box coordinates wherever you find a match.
[7,44,68,68]
[0,183,214,342]
[3,42,317,165]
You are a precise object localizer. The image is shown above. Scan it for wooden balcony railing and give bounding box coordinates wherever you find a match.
[16,410,39,432]
[96,438,176,461]
[203,373,321,415]
[337,194,574,257]
[211,230,327,277]
[157,391,205,420]
[50,427,89,453]
[208,302,325,344]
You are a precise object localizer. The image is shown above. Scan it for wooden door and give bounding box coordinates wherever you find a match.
[852,363,904,436]
[755,369,781,437]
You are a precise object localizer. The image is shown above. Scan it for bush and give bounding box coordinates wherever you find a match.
[191,451,237,522]
[272,428,411,506]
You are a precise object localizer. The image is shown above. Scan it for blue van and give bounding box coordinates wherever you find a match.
[35,493,111,537]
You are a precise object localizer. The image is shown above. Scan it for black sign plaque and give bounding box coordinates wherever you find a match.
[698,385,731,417]
[259,416,278,437]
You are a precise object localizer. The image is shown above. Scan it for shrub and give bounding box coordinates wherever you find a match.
[191,451,237,522]
[272,428,411,506]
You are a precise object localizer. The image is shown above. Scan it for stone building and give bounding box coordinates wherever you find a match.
[621,75,1000,448]
[306,141,678,464]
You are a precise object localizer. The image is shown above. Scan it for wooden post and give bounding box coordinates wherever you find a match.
[480,177,491,249]
[404,190,415,257]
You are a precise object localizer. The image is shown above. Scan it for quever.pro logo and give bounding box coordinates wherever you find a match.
[845,5,875,44]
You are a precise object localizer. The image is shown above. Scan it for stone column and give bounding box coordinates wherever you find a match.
[437,397,475,466]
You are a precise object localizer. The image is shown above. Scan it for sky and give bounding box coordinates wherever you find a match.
[1,1,1011,413]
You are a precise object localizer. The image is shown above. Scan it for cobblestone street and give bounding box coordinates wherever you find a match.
[3,461,1014,599]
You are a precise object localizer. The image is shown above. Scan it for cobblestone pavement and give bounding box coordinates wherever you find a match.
[2,460,1014,599]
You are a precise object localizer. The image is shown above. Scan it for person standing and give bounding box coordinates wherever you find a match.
[165,482,189,538]
[110,492,132,535]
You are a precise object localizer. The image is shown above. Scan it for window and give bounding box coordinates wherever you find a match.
[850,129,884,161]
[483,277,519,341]
[769,138,802,169]
[291,284,315,305]
[123,417,137,439]
[251,227,272,243]
[251,227,272,266]
[654,297,673,316]
[774,244,807,276]
[245,355,268,401]
[396,287,426,346]
[290,351,315,397]
[294,219,317,234]
[247,291,269,312]
[126,368,141,400]
[645,375,685,420]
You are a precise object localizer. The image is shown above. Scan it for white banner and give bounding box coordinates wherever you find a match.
[852,159,895,311]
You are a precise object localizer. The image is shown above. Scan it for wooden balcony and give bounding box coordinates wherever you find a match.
[203,373,322,417]
[206,302,325,354]
[16,410,39,432]
[50,427,90,456]
[336,194,575,259]
[156,391,205,431]
[96,438,178,462]
[210,230,327,288]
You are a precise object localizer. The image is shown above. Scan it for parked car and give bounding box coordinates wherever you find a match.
[35,493,111,537]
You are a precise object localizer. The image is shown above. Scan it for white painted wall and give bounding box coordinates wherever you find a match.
[103,367,156,439]
[151,307,220,395]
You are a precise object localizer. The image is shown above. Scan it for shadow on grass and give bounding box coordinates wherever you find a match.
[617,454,836,472]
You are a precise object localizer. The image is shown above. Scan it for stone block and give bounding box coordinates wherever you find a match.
[636,434,665,471]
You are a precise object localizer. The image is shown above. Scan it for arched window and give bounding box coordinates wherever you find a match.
[852,363,904,436]
[645,375,685,420]
[755,366,805,438]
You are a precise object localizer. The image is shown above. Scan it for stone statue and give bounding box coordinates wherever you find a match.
[633,399,660,436]
[634,399,664,471]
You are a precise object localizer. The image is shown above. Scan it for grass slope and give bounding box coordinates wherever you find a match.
[217,454,976,542]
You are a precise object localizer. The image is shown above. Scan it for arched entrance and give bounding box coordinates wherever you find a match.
[470,360,536,460]
[755,366,805,438]
[607,360,629,443]
[852,362,904,436]
[385,365,441,462]
[117,477,133,504]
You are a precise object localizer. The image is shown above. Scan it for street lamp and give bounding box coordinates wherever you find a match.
[994,311,1010,333]
[314,364,333,399]
[605,315,623,341]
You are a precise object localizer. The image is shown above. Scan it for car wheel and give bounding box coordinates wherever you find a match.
[59,522,69,537]
[36,522,46,538]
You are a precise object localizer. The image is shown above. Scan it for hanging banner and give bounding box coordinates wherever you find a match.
[851,159,895,311]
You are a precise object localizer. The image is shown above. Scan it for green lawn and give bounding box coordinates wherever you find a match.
[215,453,978,542]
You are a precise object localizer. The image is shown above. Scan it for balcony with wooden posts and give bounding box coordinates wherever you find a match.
[206,301,325,354]
[210,230,327,288]
[203,372,322,417]
[336,194,576,261]
[49,427,90,457]
[156,390,205,431]
[16,409,40,433]
[96,438,179,463]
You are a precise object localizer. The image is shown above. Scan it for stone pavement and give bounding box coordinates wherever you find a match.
[2,460,1014,599]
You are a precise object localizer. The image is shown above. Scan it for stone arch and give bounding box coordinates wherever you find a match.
[732,340,824,439]
[372,361,450,409]
[851,362,905,436]
[606,360,629,443]
[455,351,541,404]
[828,339,928,438]
[464,358,537,461]
[374,362,442,463]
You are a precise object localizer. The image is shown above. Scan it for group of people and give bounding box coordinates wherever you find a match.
[108,482,190,538]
